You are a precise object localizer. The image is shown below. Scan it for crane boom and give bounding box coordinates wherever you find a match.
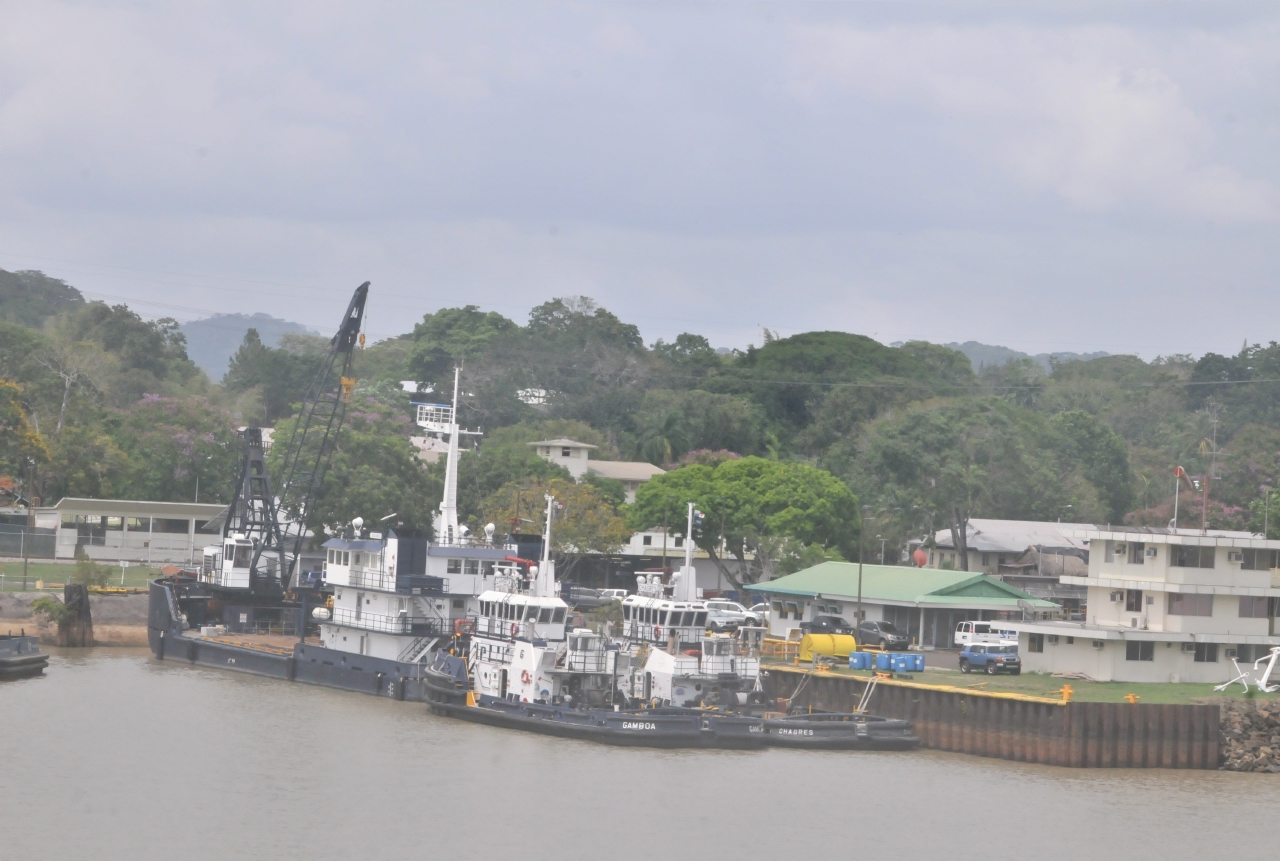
[218,282,369,593]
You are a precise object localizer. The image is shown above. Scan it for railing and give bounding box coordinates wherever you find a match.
[566,651,609,672]
[619,619,704,644]
[345,569,396,591]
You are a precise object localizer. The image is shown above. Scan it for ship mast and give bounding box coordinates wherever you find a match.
[533,494,556,598]
[438,367,462,545]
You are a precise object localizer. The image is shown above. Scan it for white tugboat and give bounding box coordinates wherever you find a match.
[467,494,622,707]
[616,503,765,708]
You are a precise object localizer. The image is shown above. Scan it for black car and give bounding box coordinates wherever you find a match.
[858,620,910,651]
[799,615,855,635]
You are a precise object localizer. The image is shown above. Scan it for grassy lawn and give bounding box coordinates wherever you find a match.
[0,560,162,591]
[766,660,1280,705]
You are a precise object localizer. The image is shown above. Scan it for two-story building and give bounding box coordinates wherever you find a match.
[1003,526,1280,683]
[527,438,666,503]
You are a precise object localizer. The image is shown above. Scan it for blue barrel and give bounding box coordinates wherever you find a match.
[889,654,910,673]
[848,652,872,670]
[907,653,926,672]
[875,652,892,671]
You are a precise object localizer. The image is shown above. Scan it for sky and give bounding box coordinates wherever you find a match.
[1,1,1277,356]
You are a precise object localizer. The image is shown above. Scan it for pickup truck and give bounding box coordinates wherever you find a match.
[954,621,1018,648]
[959,643,1022,675]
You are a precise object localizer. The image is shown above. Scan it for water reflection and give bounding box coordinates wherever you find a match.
[2,650,1277,861]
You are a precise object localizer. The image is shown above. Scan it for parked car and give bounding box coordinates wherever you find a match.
[562,586,608,610]
[959,643,1022,675]
[598,588,628,602]
[704,600,762,628]
[799,615,855,636]
[858,620,910,651]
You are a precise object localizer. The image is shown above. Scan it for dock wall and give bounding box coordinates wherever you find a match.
[762,668,1219,769]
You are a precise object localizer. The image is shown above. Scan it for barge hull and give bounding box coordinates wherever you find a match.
[148,579,438,702]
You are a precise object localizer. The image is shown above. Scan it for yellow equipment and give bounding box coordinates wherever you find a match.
[798,633,857,662]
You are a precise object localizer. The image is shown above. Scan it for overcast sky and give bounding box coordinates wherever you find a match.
[1,1,1276,356]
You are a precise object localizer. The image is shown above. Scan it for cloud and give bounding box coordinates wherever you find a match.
[0,1,1277,357]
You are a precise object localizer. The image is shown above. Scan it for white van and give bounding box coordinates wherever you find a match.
[954,621,1018,648]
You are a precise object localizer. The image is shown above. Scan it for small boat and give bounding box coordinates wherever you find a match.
[0,631,48,680]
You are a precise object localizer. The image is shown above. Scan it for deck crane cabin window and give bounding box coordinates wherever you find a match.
[1172,546,1216,568]
[1167,594,1214,616]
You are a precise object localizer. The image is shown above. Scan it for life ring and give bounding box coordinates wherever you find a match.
[521,669,532,685]
[654,626,662,640]
[510,622,519,637]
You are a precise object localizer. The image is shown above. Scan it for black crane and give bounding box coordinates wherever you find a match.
[219,281,369,594]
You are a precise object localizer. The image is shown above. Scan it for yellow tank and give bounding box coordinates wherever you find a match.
[798,633,857,662]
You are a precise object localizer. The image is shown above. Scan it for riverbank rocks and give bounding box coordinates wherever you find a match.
[1220,699,1280,772]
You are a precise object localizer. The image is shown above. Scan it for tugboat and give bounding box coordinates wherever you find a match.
[423,496,767,748]
[0,630,48,680]
[614,504,766,709]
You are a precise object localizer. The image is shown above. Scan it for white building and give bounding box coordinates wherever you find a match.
[1004,526,1280,683]
[40,498,227,564]
[527,438,666,503]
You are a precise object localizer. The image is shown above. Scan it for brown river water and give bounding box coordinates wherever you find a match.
[2,648,1278,861]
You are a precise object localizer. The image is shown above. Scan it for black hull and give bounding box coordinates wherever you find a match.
[761,716,920,751]
[0,635,47,680]
[148,578,438,702]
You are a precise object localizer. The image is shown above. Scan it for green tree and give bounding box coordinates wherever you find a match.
[223,328,323,422]
[628,457,859,588]
[409,305,518,392]
[0,379,50,486]
[272,398,436,538]
[111,396,241,503]
[484,476,630,579]
[1051,410,1135,522]
[858,398,1090,571]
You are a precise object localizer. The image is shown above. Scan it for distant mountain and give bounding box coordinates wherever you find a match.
[180,313,316,379]
[891,340,1109,373]
[0,268,84,327]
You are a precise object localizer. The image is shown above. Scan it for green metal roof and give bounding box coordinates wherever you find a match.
[745,562,1058,608]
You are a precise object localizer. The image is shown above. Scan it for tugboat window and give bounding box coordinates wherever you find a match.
[539,608,553,623]
[447,559,462,574]
[552,608,566,623]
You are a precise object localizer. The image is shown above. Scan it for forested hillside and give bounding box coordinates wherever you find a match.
[4,269,1279,566]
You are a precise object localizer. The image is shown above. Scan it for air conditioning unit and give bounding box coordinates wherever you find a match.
[1146,547,1158,558]
[1130,617,1138,628]
[1110,591,1124,602]
[1182,642,1196,653]
[1225,648,1238,659]
[1228,551,1243,564]
[1092,640,1105,649]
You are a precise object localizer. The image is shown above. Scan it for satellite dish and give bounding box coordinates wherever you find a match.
[352,517,364,530]
[484,523,496,541]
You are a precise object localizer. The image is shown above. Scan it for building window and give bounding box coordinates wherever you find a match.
[772,602,785,619]
[1125,589,1144,613]
[561,447,571,457]
[1239,596,1269,619]
[1167,593,1214,616]
[642,535,652,546]
[1238,644,1274,662]
[674,538,683,548]
[1066,636,1075,645]
[1126,641,1154,661]
[1104,541,1115,563]
[1242,549,1280,571]
[446,559,462,574]
[1028,634,1044,652]
[1047,635,1059,645]
[1128,542,1145,564]
[982,553,990,566]
[1172,545,1215,568]
[1193,643,1219,663]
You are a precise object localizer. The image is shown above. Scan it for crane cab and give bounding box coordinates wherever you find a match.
[201,534,254,589]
